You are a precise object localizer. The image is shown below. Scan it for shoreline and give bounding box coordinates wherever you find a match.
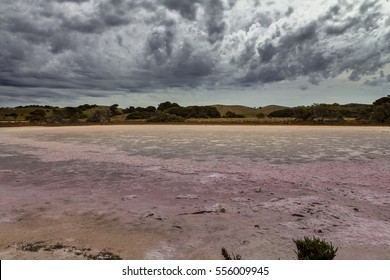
[0,120,388,128]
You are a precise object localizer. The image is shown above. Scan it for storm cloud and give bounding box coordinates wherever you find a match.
[0,0,389,105]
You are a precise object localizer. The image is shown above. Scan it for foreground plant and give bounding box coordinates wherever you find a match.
[221,247,242,260]
[293,236,338,260]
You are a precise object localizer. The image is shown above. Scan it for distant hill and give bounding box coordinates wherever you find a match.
[212,104,289,117]
[259,105,290,116]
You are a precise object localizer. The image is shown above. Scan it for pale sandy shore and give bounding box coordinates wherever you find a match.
[0,125,389,259]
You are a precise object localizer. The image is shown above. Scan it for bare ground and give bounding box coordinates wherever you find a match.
[0,125,389,259]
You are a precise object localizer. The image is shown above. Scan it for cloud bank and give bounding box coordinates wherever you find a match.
[0,0,389,104]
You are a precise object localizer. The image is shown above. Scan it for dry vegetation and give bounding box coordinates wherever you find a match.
[213,104,288,117]
[184,117,294,124]
[1,95,389,126]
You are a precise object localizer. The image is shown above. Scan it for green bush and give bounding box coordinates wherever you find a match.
[223,111,245,118]
[293,236,338,260]
[157,101,181,112]
[147,112,185,122]
[268,108,295,118]
[126,111,151,119]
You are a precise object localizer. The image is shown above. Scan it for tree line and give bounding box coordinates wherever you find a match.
[268,95,390,123]
[3,95,389,124]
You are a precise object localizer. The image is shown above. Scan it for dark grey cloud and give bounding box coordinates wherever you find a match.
[326,17,360,35]
[363,12,382,31]
[61,17,106,34]
[329,5,341,15]
[226,0,237,9]
[56,0,90,2]
[257,41,276,63]
[364,70,390,86]
[256,12,273,28]
[145,28,175,66]
[205,0,226,44]
[171,42,214,78]
[282,21,318,44]
[162,0,201,21]
[59,0,132,34]
[359,0,380,14]
[236,21,323,84]
[285,7,294,17]
[232,0,390,87]
[0,0,389,105]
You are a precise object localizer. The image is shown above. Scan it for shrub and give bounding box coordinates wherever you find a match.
[26,109,47,122]
[223,111,245,118]
[145,106,157,113]
[123,106,136,114]
[58,107,86,119]
[221,247,241,260]
[126,111,150,120]
[268,108,295,118]
[165,106,189,118]
[370,103,390,123]
[47,113,64,124]
[293,236,338,260]
[86,109,111,122]
[256,112,265,118]
[147,111,185,122]
[78,104,98,111]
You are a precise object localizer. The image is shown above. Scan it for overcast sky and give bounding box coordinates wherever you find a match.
[0,0,389,107]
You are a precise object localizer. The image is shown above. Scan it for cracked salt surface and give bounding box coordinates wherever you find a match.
[0,125,389,259]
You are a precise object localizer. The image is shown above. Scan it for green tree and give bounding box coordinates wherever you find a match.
[293,106,312,120]
[203,106,221,118]
[268,108,294,118]
[109,104,121,116]
[123,106,136,114]
[157,101,181,112]
[370,95,390,123]
[373,95,390,106]
[223,111,245,118]
[145,106,157,113]
[78,104,97,111]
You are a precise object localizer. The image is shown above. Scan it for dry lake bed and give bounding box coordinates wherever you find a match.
[0,125,389,259]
